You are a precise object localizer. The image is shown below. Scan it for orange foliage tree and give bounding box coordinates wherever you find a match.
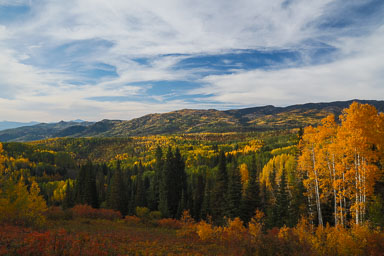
[298,103,384,226]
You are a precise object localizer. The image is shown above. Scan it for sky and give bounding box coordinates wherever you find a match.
[0,0,383,122]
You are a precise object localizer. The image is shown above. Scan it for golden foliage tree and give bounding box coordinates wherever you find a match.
[298,102,384,226]
[0,143,47,227]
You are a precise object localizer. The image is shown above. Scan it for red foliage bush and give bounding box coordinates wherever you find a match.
[124,215,141,225]
[0,225,115,256]
[45,206,73,220]
[71,205,122,220]
[157,218,183,229]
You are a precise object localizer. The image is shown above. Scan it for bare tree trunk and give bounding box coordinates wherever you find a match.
[312,148,323,226]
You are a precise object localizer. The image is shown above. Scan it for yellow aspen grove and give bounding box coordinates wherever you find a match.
[299,102,384,226]
[315,115,340,226]
[337,102,383,225]
[298,126,324,226]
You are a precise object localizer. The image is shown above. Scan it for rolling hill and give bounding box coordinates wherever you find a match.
[1,100,383,142]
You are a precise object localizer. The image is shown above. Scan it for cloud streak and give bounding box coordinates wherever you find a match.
[0,0,383,121]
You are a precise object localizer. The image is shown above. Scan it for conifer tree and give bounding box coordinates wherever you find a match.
[148,146,163,210]
[107,161,126,215]
[201,173,212,220]
[63,180,74,209]
[135,163,146,207]
[240,155,260,223]
[75,161,98,208]
[159,147,172,217]
[227,158,242,218]
[212,150,228,224]
[274,169,290,227]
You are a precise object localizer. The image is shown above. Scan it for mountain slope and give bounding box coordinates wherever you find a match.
[1,100,383,142]
[0,121,39,131]
[0,121,94,142]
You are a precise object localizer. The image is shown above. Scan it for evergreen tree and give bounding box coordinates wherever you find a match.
[107,161,126,215]
[159,147,172,217]
[274,169,290,227]
[84,162,99,208]
[200,173,212,220]
[75,161,98,208]
[212,150,228,224]
[135,163,146,207]
[148,146,163,211]
[96,167,106,206]
[63,180,74,209]
[240,155,260,223]
[192,172,205,220]
[227,158,242,218]
[174,147,187,218]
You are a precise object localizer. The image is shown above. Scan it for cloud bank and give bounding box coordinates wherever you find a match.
[0,0,383,121]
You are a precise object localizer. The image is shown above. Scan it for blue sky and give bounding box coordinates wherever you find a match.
[0,0,383,122]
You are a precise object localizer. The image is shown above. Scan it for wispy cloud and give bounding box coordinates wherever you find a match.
[0,0,383,121]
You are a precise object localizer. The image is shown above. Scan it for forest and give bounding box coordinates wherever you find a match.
[1,102,384,255]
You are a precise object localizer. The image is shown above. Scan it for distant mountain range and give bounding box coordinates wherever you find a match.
[1,100,383,142]
[0,121,39,131]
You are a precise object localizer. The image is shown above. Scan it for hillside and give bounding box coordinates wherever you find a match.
[1,99,383,142]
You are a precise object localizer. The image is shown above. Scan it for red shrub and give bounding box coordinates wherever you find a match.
[124,215,141,225]
[71,205,122,220]
[157,218,183,229]
[45,206,73,220]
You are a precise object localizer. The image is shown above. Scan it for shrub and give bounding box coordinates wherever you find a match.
[149,211,162,220]
[124,215,141,225]
[45,206,73,220]
[71,205,122,220]
[157,218,183,229]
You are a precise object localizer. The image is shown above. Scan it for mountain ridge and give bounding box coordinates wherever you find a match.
[1,100,383,142]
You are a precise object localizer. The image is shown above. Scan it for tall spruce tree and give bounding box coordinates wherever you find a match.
[75,161,98,208]
[200,173,212,220]
[63,179,74,209]
[107,161,126,215]
[135,163,146,207]
[274,169,290,227]
[240,155,261,222]
[174,147,187,218]
[148,146,163,210]
[227,158,242,218]
[159,147,172,217]
[212,150,228,224]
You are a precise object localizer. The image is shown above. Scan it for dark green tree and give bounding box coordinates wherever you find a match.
[240,155,261,223]
[63,179,74,209]
[75,161,98,208]
[135,163,146,207]
[107,161,126,215]
[212,150,228,224]
[227,159,242,218]
[274,169,290,227]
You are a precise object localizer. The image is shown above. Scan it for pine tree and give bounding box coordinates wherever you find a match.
[174,147,187,218]
[148,146,163,210]
[159,147,172,217]
[227,158,242,218]
[75,161,98,208]
[200,173,212,220]
[135,163,146,207]
[84,161,99,208]
[63,180,74,209]
[212,150,228,224]
[274,169,290,227]
[107,161,126,215]
[240,155,260,223]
